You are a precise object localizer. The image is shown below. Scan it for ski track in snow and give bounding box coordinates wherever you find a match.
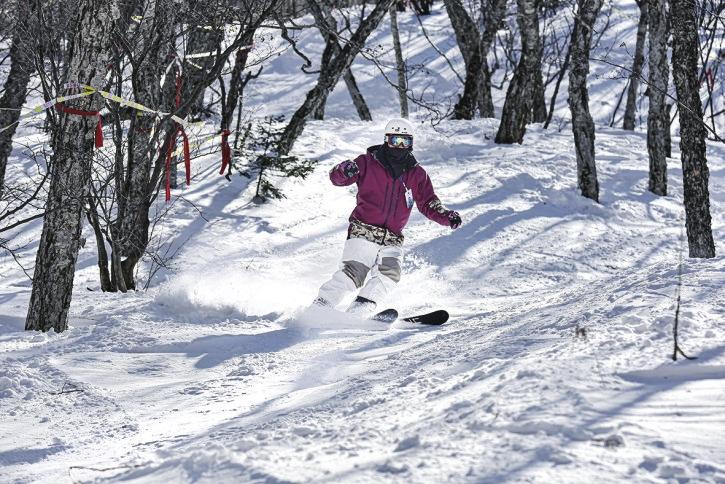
[1,3,725,483]
[1,119,723,483]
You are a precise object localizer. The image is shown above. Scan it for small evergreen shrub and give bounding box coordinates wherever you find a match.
[237,115,315,203]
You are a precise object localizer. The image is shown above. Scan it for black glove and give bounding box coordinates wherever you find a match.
[447,210,461,229]
[340,160,359,178]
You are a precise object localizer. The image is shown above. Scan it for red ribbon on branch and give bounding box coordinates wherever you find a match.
[165,126,190,201]
[55,103,103,148]
[219,129,231,175]
[164,68,192,201]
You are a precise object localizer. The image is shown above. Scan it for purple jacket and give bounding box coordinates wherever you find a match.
[329,146,450,236]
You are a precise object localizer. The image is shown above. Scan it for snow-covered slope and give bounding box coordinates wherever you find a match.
[2,118,723,482]
[1,3,724,483]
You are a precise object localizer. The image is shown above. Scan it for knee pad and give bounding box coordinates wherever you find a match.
[378,257,401,283]
[342,260,370,288]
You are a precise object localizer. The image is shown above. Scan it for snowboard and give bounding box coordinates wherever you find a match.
[370,309,449,326]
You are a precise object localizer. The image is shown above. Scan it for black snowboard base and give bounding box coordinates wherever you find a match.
[370,309,449,326]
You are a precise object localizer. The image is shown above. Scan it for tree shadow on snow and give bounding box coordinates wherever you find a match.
[128,328,303,369]
[0,444,67,466]
[475,344,725,482]
[413,202,566,268]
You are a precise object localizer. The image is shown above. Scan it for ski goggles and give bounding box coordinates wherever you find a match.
[386,134,413,148]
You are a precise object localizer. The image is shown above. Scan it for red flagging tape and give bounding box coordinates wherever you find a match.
[163,69,192,202]
[182,130,191,186]
[219,129,231,175]
[164,126,191,202]
[55,103,103,148]
[165,137,173,202]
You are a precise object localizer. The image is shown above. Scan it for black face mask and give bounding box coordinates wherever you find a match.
[377,143,413,179]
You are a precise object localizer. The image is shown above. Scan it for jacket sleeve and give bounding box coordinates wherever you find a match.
[410,166,451,227]
[329,154,366,186]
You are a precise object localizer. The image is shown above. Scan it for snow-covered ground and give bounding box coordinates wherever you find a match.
[1,2,724,483]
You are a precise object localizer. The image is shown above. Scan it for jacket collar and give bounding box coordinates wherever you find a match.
[367,144,418,178]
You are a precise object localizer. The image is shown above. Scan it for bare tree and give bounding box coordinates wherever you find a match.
[183,2,225,119]
[0,1,38,198]
[646,0,668,195]
[495,0,545,143]
[390,5,409,118]
[568,0,602,202]
[443,0,506,119]
[278,0,396,156]
[623,0,648,130]
[443,0,487,119]
[531,1,548,124]
[670,0,715,258]
[307,0,373,122]
[118,0,276,290]
[25,0,121,332]
[220,44,260,131]
[114,0,178,291]
[149,1,278,185]
[544,29,572,129]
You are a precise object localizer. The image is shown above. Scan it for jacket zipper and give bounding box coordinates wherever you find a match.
[391,178,401,221]
[381,180,390,217]
[373,153,413,230]
[385,176,407,229]
[383,179,395,228]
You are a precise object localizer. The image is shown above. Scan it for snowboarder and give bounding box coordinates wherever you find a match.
[315,118,461,314]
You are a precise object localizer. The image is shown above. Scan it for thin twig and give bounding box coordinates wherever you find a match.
[672,211,697,361]
[48,382,84,395]
[414,12,464,84]
[592,56,725,143]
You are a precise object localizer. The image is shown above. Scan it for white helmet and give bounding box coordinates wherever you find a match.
[384,118,415,137]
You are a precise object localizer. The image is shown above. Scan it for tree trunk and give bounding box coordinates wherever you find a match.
[477,0,507,118]
[443,0,480,120]
[278,0,395,156]
[664,102,672,157]
[308,0,373,122]
[544,40,571,129]
[443,0,503,119]
[0,1,37,198]
[342,67,373,121]
[646,0,668,195]
[609,78,629,127]
[568,0,602,202]
[116,0,176,291]
[85,199,113,292]
[495,0,542,143]
[184,22,223,119]
[314,66,373,121]
[670,0,715,258]
[454,47,485,119]
[389,6,409,118]
[222,46,252,130]
[532,63,548,123]
[25,0,120,332]
[311,17,338,121]
[623,0,649,130]
[477,64,495,118]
